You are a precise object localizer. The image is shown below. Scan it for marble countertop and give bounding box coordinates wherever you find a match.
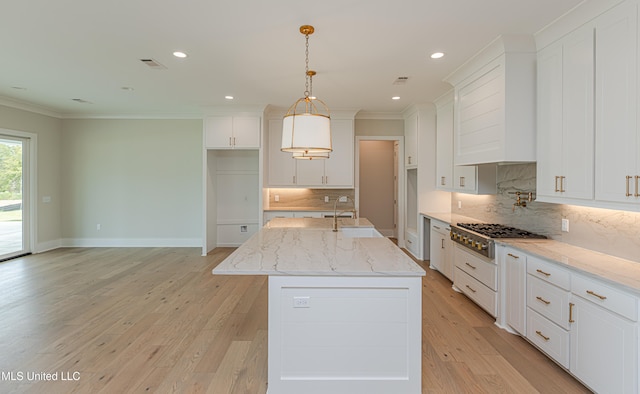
[421,211,640,295]
[213,218,425,277]
[498,238,640,295]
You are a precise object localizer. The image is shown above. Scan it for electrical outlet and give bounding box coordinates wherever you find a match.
[96,224,101,231]
[458,200,462,209]
[324,196,329,203]
[561,218,569,232]
[293,296,310,308]
[275,194,280,202]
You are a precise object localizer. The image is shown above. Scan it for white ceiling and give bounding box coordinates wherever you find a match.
[0,0,583,118]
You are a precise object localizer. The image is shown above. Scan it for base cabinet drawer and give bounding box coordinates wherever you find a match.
[454,246,497,290]
[527,308,570,369]
[527,275,571,329]
[454,267,497,317]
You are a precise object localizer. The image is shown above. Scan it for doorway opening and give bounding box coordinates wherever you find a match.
[356,137,402,239]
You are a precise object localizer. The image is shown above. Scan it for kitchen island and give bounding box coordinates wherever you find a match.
[213,218,425,394]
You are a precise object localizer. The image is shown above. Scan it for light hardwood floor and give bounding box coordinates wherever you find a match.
[0,247,590,393]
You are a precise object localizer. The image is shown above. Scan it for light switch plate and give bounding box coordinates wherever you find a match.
[561,218,569,232]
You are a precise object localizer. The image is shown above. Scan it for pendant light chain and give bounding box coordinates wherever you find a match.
[304,33,310,99]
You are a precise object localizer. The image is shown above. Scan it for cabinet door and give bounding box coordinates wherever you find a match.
[429,226,445,272]
[405,112,418,167]
[536,41,564,199]
[268,119,296,186]
[504,248,527,335]
[295,159,325,186]
[453,166,477,193]
[205,116,233,148]
[232,117,261,148]
[561,24,595,200]
[595,1,638,204]
[324,119,354,187]
[435,95,454,190]
[570,295,637,394]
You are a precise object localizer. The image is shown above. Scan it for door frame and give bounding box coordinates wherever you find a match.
[0,128,37,258]
[355,135,405,246]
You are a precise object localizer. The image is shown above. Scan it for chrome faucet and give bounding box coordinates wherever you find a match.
[332,196,357,232]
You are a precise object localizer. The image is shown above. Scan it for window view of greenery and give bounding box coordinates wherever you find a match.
[0,140,22,255]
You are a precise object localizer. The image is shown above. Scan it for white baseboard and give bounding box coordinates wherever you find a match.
[60,238,202,248]
[34,239,62,253]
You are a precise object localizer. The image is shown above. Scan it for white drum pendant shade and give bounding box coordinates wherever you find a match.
[281,113,332,153]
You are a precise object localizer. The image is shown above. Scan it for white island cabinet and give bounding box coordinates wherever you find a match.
[213,218,425,394]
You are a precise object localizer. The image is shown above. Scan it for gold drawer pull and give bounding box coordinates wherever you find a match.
[536,296,551,305]
[635,175,639,197]
[569,302,575,323]
[507,253,520,259]
[465,285,477,293]
[626,176,633,197]
[536,269,551,277]
[465,262,476,270]
[586,290,607,300]
[554,176,560,192]
[536,330,550,342]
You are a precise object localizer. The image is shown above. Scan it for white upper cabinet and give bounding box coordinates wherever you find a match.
[268,119,296,186]
[435,93,454,190]
[445,35,536,166]
[434,91,497,194]
[537,0,640,211]
[404,112,418,168]
[205,116,261,149]
[595,0,640,206]
[537,23,595,202]
[267,117,354,188]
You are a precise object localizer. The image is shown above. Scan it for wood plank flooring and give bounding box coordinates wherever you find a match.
[0,247,590,393]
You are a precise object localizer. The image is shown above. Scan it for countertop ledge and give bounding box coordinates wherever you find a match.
[498,238,640,296]
[213,218,425,277]
[421,211,640,296]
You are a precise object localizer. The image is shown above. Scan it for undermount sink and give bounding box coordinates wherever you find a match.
[339,227,383,238]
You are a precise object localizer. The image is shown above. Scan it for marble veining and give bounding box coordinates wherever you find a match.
[450,163,640,262]
[213,219,424,277]
[498,239,640,296]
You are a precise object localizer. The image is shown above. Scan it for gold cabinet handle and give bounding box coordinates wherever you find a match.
[536,296,551,305]
[459,176,465,188]
[560,176,566,192]
[465,285,476,293]
[536,269,551,277]
[626,176,633,197]
[465,262,476,270]
[441,239,445,249]
[554,176,560,192]
[229,137,233,146]
[635,175,639,197]
[507,253,520,259]
[586,290,607,300]
[441,176,446,186]
[569,302,575,323]
[535,330,550,341]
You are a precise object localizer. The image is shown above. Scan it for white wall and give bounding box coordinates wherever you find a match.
[60,118,202,246]
[0,104,62,252]
[355,119,404,136]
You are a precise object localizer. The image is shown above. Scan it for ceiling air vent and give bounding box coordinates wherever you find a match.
[140,58,167,69]
[393,76,409,85]
[71,98,92,104]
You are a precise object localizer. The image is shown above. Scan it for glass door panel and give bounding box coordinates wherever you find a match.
[0,136,27,260]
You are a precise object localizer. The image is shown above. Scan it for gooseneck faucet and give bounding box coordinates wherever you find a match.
[332,196,357,232]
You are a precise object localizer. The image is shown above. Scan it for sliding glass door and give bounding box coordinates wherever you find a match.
[0,135,29,260]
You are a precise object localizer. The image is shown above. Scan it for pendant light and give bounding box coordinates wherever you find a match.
[281,25,332,157]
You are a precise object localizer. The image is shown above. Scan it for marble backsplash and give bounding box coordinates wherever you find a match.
[267,188,355,211]
[452,163,640,263]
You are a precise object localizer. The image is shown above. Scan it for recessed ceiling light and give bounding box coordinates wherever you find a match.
[392,96,401,100]
[430,52,444,59]
[225,96,234,100]
[173,51,188,58]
